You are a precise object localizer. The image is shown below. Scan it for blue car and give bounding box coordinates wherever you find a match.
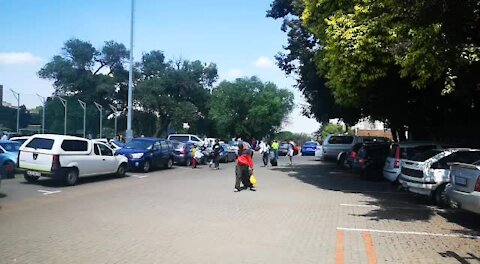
[301,141,320,156]
[0,140,21,179]
[116,138,174,172]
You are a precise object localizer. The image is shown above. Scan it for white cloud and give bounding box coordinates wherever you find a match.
[0,52,42,65]
[225,68,245,80]
[253,56,274,68]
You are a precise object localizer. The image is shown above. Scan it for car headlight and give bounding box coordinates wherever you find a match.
[131,153,144,159]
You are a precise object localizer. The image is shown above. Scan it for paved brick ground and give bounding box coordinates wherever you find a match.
[0,156,479,263]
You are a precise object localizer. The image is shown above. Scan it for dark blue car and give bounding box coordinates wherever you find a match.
[301,141,320,156]
[116,138,174,172]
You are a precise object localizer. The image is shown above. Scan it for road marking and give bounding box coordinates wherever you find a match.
[335,230,344,264]
[362,232,377,264]
[337,227,480,239]
[340,203,449,212]
[132,175,148,179]
[37,190,61,196]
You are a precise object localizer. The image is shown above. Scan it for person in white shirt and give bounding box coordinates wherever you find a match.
[0,131,8,141]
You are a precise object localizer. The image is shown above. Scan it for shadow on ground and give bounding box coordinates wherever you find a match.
[439,251,480,264]
[20,174,131,188]
[271,159,479,233]
[0,193,7,198]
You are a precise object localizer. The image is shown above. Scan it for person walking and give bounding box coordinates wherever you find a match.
[287,141,295,166]
[260,141,270,166]
[212,139,222,170]
[234,142,255,192]
[191,145,198,169]
[271,140,279,161]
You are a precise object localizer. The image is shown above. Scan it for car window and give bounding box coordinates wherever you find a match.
[153,142,161,150]
[191,136,200,142]
[160,141,168,150]
[124,139,153,150]
[94,144,101,155]
[441,151,480,165]
[327,136,354,144]
[61,140,88,151]
[167,141,173,149]
[26,138,55,150]
[404,145,436,159]
[410,149,443,161]
[0,142,20,152]
[169,135,189,142]
[98,144,113,156]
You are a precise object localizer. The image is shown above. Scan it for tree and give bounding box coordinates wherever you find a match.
[209,77,294,140]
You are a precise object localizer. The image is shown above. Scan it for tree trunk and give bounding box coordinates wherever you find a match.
[155,115,170,138]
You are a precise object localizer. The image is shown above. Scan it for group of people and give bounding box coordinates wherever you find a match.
[191,139,223,169]
[258,140,297,166]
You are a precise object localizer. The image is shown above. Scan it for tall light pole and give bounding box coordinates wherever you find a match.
[10,89,20,133]
[57,97,67,135]
[109,104,118,138]
[126,0,135,142]
[36,94,46,133]
[94,102,103,138]
[78,99,86,138]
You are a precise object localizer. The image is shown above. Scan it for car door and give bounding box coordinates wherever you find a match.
[151,141,163,168]
[97,143,117,173]
[160,140,170,166]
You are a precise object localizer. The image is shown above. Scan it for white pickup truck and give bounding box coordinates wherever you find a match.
[18,134,128,186]
[447,163,480,214]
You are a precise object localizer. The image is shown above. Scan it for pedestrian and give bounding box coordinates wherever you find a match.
[287,141,295,166]
[212,139,222,170]
[260,141,270,166]
[0,131,7,141]
[191,145,198,169]
[234,142,255,192]
[271,140,279,161]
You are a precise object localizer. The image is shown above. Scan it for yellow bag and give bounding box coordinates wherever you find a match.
[250,175,257,186]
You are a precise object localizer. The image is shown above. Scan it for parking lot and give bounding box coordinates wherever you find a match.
[0,155,479,264]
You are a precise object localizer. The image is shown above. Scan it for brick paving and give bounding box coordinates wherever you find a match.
[0,156,479,263]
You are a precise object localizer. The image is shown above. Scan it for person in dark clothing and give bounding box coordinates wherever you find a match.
[212,139,222,170]
[234,142,255,192]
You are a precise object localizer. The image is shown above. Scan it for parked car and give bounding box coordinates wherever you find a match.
[116,138,174,172]
[219,143,236,162]
[93,139,125,152]
[9,136,30,146]
[301,141,320,156]
[18,134,128,186]
[172,141,206,166]
[399,148,480,205]
[447,162,480,214]
[333,136,390,165]
[0,140,21,179]
[353,142,391,180]
[167,134,204,145]
[383,142,451,184]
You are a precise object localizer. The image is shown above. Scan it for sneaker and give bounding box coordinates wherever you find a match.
[234,188,241,192]
[249,187,256,191]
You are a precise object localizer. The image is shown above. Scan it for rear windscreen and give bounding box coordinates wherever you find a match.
[25,138,55,150]
[169,136,189,142]
[327,136,354,144]
[410,150,443,161]
[61,140,88,151]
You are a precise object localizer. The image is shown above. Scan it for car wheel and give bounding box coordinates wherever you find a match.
[435,184,448,207]
[24,174,39,183]
[2,161,15,179]
[116,163,127,178]
[185,158,191,166]
[64,169,79,186]
[166,158,173,169]
[142,160,151,173]
[337,154,346,168]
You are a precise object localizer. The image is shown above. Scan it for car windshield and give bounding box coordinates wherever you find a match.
[111,140,125,147]
[410,149,443,161]
[0,142,21,152]
[124,140,153,150]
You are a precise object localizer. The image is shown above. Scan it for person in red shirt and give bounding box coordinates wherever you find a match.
[234,142,255,192]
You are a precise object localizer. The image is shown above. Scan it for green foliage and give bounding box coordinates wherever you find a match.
[209,77,294,139]
[320,123,346,139]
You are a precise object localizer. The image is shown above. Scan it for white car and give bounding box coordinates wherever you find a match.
[447,162,480,214]
[399,148,480,205]
[383,142,451,183]
[18,134,129,186]
[167,134,204,146]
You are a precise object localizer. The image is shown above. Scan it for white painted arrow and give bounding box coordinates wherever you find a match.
[38,190,62,195]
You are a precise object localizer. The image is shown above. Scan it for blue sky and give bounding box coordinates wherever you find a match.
[0,0,320,133]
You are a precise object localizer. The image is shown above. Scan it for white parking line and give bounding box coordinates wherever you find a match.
[337,227,480,239]
[37,190,62,196]
[340,203,449,212]
[131,175,148,179]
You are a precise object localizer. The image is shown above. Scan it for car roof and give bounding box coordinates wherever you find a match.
[27,134,88,141]
[10,136,30,140]
[131,137,163,142]
[0,140,20,144]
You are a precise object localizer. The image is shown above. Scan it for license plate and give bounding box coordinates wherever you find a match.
[27,170,41,177]
[455,177,467,186]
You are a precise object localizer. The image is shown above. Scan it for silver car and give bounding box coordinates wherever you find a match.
[447,162,480,214]
[317,135,389,163]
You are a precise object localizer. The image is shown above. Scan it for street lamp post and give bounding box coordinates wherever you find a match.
[78,99,87,138]
[109,104,118,138]
[126,0,135,142]
[57,97,67,135]
[94,102,103,138]
[10,89,20,133]
[36,94,46,133]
